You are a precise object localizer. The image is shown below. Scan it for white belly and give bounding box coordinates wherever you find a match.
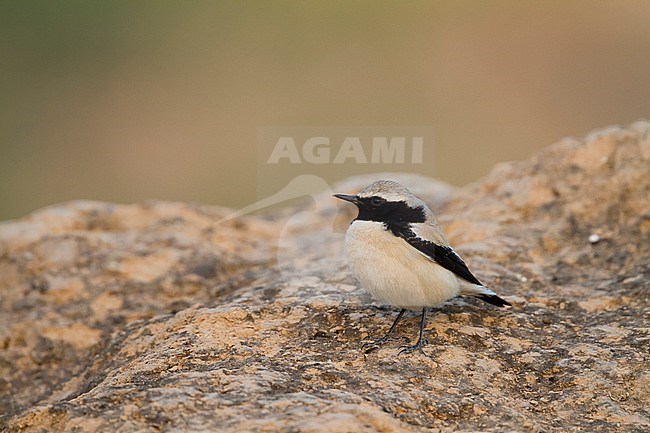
[344,220,461,308]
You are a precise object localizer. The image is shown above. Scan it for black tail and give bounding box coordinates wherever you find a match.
[475,294,511,307]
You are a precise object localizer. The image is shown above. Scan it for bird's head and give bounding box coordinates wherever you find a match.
[334,180,428,223]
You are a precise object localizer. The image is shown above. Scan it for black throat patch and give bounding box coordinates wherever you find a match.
[354,196,426,224]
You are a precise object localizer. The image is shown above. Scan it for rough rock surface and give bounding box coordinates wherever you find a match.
[1,121,649,432]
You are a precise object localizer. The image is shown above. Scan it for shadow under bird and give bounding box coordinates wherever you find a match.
[334,180,510,355]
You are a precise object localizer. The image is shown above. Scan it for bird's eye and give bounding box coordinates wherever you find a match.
[370,197,385,206]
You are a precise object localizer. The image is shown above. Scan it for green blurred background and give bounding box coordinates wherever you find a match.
[2,1,649,220]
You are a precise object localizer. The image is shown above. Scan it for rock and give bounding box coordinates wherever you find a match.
[1,122,649,432]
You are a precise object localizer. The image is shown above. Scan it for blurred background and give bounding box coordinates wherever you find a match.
[2,1,649,220]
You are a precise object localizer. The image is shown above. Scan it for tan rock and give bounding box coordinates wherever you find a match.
[39,323,101,350]
[1,122,649,432]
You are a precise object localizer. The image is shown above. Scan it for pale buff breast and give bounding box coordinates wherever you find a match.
[344,220,461,308]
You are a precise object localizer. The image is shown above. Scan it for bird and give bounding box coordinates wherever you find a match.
[334,180,510,355]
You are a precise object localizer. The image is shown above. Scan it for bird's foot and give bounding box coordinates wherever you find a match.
[398,338,429,356]
[361,336,393,353]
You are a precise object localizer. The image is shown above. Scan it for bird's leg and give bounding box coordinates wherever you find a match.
[362,308,406,352]
[398,308,429,356]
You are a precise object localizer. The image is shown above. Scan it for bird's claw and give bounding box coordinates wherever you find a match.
[361,336,391,353]
[397,338,429,356]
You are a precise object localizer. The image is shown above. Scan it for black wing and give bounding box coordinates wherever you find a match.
[386,222,483,286]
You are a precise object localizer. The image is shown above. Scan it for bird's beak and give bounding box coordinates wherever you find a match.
[333,194,359,204]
